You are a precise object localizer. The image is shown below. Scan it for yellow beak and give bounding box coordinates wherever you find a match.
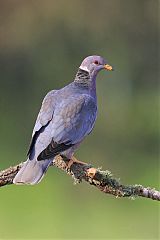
[104,64,113,71]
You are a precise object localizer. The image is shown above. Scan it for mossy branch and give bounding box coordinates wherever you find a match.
[0,155,159,201]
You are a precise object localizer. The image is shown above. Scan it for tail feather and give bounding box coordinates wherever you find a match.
[13,159,52,185]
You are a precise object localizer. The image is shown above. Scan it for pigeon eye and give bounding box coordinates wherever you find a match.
[94,60,99,65]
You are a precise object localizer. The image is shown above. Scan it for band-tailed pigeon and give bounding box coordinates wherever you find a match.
[13,55,113,185]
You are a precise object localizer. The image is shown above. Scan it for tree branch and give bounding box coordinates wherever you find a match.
[0,155,159,201]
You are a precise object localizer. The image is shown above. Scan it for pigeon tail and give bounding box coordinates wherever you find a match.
[13,159,52,185]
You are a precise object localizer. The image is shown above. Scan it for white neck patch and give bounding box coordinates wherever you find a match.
[79,65,89,72]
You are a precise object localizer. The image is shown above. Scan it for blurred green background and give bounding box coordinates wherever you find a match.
[0,0,159,239]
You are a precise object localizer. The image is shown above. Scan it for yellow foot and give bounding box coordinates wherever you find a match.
[71,156,86,165]
[65,156,85,170]
[66,159,74,170]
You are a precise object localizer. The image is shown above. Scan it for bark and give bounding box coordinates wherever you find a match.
[0,155,159,201]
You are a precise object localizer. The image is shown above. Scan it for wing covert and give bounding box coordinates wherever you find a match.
[27,90,57,157]
[51,94,97,145]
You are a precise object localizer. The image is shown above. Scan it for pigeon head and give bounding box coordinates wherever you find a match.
[74,55,113,88]
[79,55,113,77]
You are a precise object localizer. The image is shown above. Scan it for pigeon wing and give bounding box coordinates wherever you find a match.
[37,94,97,160]
[27,90,57,157]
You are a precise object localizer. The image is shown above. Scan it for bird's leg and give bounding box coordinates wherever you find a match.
[59,155,74,170]
[71,157,97,178]
[65,156,97,183]
[71,156,86,165]
[60,155,86,170]
[68,156,85,170]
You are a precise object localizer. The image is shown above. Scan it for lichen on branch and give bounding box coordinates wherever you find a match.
[0,155,159,201]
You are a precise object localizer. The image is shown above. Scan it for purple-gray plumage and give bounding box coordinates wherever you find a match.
[13,55,113,185]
